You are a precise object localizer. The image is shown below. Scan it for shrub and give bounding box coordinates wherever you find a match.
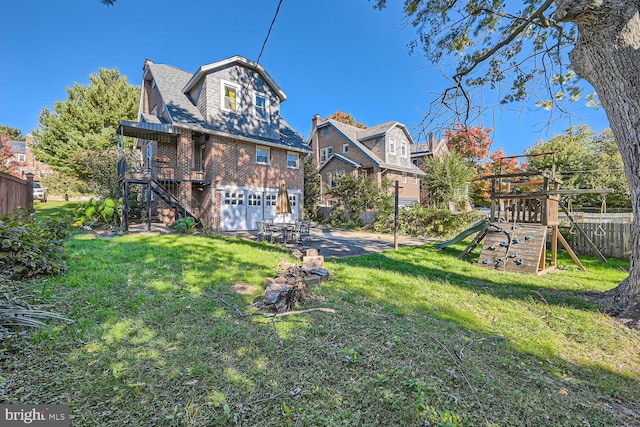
[398,206,481,237]
[0,213,71,280]
[171,217,196,233]
[74,198,120,228]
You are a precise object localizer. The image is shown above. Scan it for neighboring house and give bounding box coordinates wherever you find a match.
[117,56,312,231]
[410,133,450,203]
[1,134,53,179]
[309,115,426,207]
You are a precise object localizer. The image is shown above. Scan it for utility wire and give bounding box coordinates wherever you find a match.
[256,0,284,64]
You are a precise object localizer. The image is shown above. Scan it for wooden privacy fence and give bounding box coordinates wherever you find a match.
[559,222,632,259]
[0,171,33,217]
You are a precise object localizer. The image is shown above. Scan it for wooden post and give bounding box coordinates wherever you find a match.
[394,180,399,250]
[147,182,152,231]
[557,231,586,271]
[122,180,129,232]
[551,225,558,267]
[25,172,34,212]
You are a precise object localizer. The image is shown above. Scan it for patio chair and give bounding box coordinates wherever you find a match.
[267,223,285,244]
[294,221,311,243]
[256,222,272,242]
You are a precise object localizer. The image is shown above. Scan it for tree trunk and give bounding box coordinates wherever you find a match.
[554,1,640,322]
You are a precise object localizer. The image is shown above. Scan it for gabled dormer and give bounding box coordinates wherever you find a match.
[182,56,285,141]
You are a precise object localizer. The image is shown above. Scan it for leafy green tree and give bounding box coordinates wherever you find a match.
[526,126,629,207]
[373,1,640,319]
[303,155,321,219]
[0,125,24,141]
[328,174,385,225]
[422,151,474,210]
[33,68,138,196]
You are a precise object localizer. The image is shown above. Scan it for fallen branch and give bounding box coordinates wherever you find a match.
[205,292,336,368]
[458,335,507,360]
[273,308,336,318]
[425,331,489,425]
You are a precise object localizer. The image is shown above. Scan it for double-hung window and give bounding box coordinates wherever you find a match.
[389,138,397,155]
[256,146,270,165]
[400,140,407,157]
[320,147,333,162]
[221,80,239,112]
[254,93,269,121]
[287,152,299,169]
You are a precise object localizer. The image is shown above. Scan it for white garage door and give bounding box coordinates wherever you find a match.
[220,190,247,231]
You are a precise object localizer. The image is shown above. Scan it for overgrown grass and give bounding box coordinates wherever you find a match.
[2,215,639,426]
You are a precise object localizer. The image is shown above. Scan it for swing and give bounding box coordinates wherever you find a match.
[593,194,607,237]
[567,197,578,235]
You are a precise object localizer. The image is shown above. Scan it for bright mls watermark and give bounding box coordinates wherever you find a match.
[0,405,69,426]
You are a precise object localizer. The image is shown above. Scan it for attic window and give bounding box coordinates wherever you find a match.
[221,80,239,112]
[389,138,397,155]
[254,94,269,122]
[401,140,407,157]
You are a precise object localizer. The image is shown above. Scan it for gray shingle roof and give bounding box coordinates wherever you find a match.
[321,120,425,175]
[145,62,310,153]
[6,140,26,154]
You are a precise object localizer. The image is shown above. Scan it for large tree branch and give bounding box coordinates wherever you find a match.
[454,0,556,80]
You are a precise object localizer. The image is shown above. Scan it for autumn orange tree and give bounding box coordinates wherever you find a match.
[326,111,367,129]
[444,124,493,168]
[1,138,19,176]
[474,147,526,202]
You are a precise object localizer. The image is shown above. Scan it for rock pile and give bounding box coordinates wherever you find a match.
[258,248,330,312]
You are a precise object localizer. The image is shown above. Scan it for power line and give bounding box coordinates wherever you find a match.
[256,0,284,64]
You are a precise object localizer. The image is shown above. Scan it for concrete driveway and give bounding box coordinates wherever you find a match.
[225,224,435,258]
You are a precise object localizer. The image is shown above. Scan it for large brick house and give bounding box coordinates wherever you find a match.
[117,56,311,231]
[309,115,425,207]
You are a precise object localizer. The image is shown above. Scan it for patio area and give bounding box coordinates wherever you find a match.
[224,223,434,258]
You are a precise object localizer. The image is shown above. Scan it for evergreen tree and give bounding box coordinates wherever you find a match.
[33,68,138,196]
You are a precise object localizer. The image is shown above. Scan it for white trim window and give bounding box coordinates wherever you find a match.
[287,152,299,169]
[414,174,419,184]
[342,143,349,154]
[248,193,262,206]
[221,80,239,112]
[17,154,26,162]
[265,193,277,206]
[401,140,407,157]
[254,93,270,122]
[389,137,397,155]
[402,172,408,184]
[328,170,344,188]
[320,146,333,162]
[256,146,270,165]
[224,191,244,205]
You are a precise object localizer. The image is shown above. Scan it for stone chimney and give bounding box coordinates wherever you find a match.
[143,58,154,71]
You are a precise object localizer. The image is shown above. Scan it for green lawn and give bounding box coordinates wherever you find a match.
[3,206,640,426]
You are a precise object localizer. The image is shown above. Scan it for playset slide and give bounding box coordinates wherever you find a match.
[434,220,488,250]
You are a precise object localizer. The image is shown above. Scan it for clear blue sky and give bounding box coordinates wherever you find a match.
[1,0,610,155]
